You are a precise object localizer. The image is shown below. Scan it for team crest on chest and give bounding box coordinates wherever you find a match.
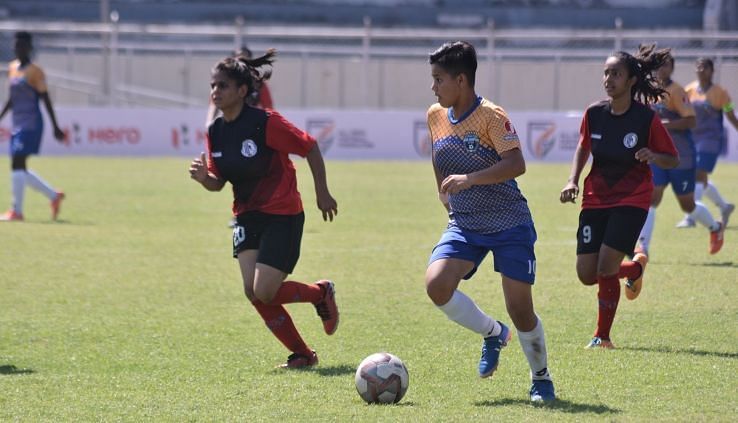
[241,139,258,157]
[623,133,638,149]
[463,131,480,153]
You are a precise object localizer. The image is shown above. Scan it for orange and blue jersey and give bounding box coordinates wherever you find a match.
[427,96,531,234]
[650,80,696,169]
[686,81,733,154]
[7,60,47,133]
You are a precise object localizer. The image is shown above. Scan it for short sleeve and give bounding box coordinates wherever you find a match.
[486,106,521,154]
[669,86,695,118]
[578,109,591,151]
[648,114,678,156]
[26,65,48,93]
[265,111,316,157]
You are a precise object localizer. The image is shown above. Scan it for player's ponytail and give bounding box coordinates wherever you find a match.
[212,48,276,100]
[613,43,670,105]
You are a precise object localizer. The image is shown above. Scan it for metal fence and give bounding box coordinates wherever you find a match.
[1,18,737,109]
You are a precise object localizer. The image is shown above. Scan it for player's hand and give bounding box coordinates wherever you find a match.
[635,147,657,163]
[189,152,209,183]
[560,182,579,203]
[316,190,338,222]
[440,174,472,195]
[53,126,65,142]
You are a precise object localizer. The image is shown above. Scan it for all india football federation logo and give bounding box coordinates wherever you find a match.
[623,132,638,149]
[413,120,431,157]
[526,121,557,159]
[306,118,336,154]
[463,131,480,153]
[241,139,258,157]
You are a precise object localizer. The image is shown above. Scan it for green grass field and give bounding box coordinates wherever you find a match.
[1,157,736,421]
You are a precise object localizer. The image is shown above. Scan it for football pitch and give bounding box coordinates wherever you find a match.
[1,157,736,421]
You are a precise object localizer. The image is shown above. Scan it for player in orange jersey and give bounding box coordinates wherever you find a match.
[424,41,554,402]
[0,31,65,222]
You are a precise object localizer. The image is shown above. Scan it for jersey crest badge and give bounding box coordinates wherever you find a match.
[503,120,519,142]
[623,133,638,148]
[463,131,480,153]
[241,139,258,157]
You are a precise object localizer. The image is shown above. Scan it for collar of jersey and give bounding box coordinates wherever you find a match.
[447,95,482,125]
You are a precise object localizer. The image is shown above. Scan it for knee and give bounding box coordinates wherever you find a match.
[575,269,597,286]
[425,275,455,306]
[253,285,276,304]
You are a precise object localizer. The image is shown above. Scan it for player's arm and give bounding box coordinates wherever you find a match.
[305,144,338,222]
[635,114,679,169]
[661,87,696,130]
[560,143,590,204]
[441,147,525,195]
[725,107,738,132]
[719,91,738,131]
[189,152,225,191]
[30,67,65,141]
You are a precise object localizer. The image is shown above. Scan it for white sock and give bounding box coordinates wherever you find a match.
[694,182,705,202]
[704,182,727,209]
[517,317,551,381]
[437,290,500,338]
[25,170,56,200]
[690,202,720,231]
[11,170,25,214]
[638,207,656,251]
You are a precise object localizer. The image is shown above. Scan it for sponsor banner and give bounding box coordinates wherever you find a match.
[0,107,736,162]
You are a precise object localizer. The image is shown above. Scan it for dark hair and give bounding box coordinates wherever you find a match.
[696,57,714,71]
[611,44,670,104]
[234,45,253,59]
[14,31,32,44]
[212,49,275,100]
[429,41,477,87]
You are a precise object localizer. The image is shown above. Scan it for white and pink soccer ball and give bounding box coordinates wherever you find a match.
[354,352,409,404]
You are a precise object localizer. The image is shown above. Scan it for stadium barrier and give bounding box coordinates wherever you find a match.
[1,108,735,162]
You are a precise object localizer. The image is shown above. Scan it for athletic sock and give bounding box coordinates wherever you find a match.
[618,260,642,280]
[690,202,719,231]
[594,274,620,340]
[694,182,705,202]
[704,182,728,209]
[252,301,312,356]
[267,281,323,305]
[11,170,25,214]
[637,207,656,252]
[25,170,57,199]
[437,290,500,337]
[517,317,551,381]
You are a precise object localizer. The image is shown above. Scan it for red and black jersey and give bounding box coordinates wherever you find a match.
[579,100,677,210]
[206,106,316,216]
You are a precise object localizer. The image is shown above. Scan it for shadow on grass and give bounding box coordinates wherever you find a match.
[270,363,355,377]
[474,398,619,414]
[651,259,737,268]
[619,345,738,359]
[362,401,417,407]
[0,365,35,375]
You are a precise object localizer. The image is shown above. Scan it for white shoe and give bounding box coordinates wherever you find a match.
[675,216,695,228]
[721,203,735,227]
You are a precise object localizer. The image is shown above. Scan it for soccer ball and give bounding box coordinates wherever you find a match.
[355,352,409,404]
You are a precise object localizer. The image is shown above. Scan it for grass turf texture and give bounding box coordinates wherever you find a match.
[1,157,737,421]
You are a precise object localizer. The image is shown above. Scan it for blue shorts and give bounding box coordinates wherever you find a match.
[651,165,695,195]
[696,152,719,173]
[428,222,537,284]
[10,127,43,156]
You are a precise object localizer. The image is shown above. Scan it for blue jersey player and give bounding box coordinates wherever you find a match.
[424,41,554,403]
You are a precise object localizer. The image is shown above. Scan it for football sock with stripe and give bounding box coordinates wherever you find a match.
[437,290,501,338]
[517,317,551,381]
[594,274,620,340]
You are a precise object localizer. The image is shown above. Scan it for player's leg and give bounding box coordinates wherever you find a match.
[671,170,724,254]
[24,168,64,220]
[493,224,554,401]
[234,213,316,368]
[1,154,26,221]
[637,167,666,254]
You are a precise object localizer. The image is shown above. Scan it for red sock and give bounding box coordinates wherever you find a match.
[252,301,312,356]
[594,274,620,340]
[268,281,323,305]
[618,261,642,280]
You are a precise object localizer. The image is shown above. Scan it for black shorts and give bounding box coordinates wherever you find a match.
[232,211,305,274]
[576,206,648,255]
